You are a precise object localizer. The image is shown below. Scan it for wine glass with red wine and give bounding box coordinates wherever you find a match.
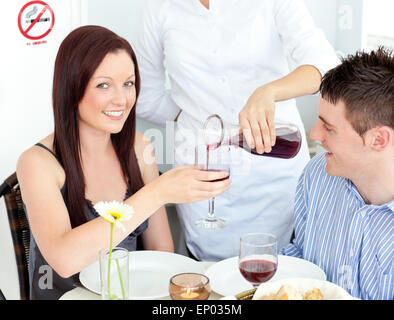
[239,233,278,288]
[194,142,231,229]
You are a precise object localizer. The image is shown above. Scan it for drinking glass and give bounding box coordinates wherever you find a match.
[194,143,231,229]
[99,247,129,300]
[169,273,211,300]
[239,233,278,288]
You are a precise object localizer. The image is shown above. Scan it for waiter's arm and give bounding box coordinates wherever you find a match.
[261,65,322,102]
[133,0,180,127]
[239,0,339,155]
[239,65,321,155]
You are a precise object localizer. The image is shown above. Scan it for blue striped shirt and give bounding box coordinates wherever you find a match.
[280,152,393,300]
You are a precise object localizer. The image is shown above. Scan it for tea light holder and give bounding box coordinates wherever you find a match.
[169,273,211,300]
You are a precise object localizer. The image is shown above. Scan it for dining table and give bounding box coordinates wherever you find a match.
[59,251,334,300]
[60,261,223,300]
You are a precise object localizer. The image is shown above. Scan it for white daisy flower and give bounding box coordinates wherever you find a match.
[94,201,134,232]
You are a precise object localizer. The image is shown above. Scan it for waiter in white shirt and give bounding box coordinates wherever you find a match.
[134,0,340,261]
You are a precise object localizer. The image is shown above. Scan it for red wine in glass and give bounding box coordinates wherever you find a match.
[239,233,278,287]
[194,143,230,229]
[239,259,277,285]
[205,145,230,181]
[205,169,230,182]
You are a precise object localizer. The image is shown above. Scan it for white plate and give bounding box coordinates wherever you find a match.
[253,277,354,300]
[205,255,326,297]
[79,250,204,299]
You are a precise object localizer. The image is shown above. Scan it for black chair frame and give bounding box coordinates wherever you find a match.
[0,173,30,300]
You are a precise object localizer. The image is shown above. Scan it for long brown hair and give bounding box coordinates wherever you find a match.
[52,25,144,227]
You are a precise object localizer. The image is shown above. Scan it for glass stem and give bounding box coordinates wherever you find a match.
[208,197,215,220]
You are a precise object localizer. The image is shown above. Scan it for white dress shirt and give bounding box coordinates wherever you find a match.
[134,0,340,261]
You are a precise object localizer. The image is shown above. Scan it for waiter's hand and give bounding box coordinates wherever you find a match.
[238,86,276,154]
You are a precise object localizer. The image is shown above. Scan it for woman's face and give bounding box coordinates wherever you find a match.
[78,49,136,135]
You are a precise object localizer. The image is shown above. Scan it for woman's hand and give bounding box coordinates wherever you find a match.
[152,165,231,205]
[238,85,276,155]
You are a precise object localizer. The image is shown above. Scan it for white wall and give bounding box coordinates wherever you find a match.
[295,0,339,132]
[0,0,86,300]
[363,0,394,50]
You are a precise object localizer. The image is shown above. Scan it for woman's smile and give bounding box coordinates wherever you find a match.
[102,109,125,120]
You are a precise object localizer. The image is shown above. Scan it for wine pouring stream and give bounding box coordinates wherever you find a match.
[196,114,302,230]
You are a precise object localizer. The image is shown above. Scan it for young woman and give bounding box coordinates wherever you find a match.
[16,25,230,299]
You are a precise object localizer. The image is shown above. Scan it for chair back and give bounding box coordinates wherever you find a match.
[0,172,30,300]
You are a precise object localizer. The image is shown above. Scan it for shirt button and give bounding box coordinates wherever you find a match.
[360,210,367,217]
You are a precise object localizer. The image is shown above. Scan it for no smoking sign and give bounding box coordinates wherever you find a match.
[18,1,55,40]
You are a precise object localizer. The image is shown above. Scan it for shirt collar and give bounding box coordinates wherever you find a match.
[386,200,394,213]
[345,179,364,203]
[345,178,394,212]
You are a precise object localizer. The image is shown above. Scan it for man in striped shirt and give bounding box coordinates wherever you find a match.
[280,47,393,300]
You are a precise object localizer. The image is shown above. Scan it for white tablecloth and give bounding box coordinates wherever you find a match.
[59,261,222,300]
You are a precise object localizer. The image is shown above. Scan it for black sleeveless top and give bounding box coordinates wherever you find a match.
[28,143,148,300]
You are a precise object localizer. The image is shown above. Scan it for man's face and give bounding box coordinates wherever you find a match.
[310,98,369,179]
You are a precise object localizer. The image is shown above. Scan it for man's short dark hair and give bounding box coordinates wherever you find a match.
[320,46,394,136]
